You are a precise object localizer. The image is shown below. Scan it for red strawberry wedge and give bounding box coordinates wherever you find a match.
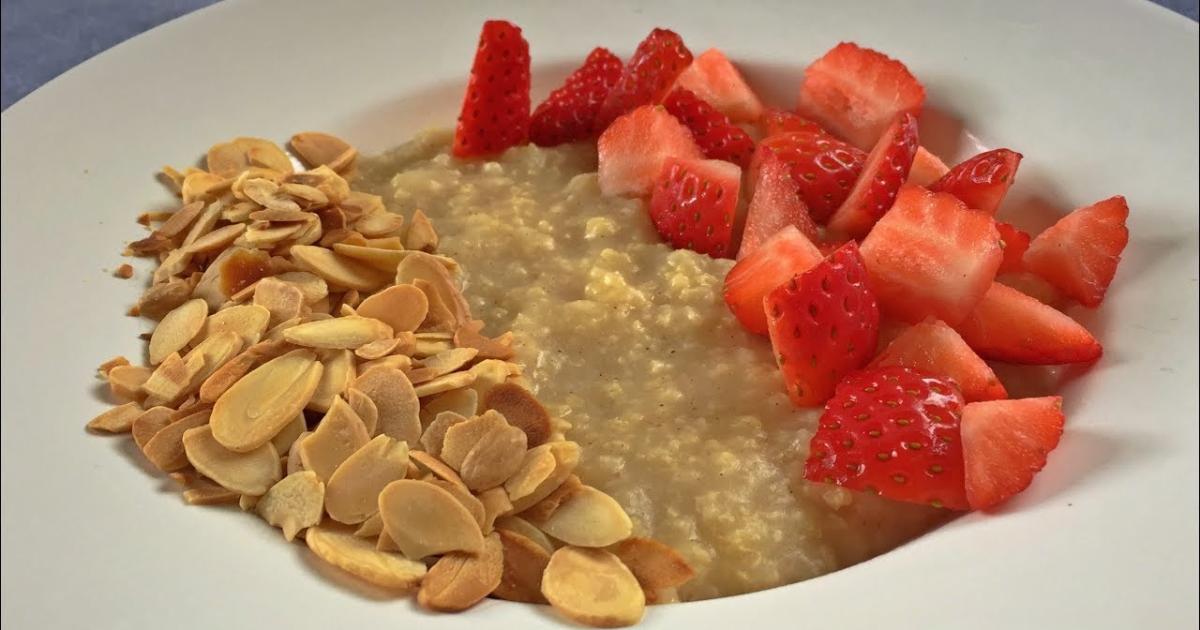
[673,48,765,123]
[906,146,949,187]
[805,366,969,510]
[452,20,531,158]
[955,283,1102,364]
[597,105,703,197]
[723,225,823,335]
[739,150,820,258]
[930,149,1023,215]
[962,397,1065,510]
[766,242,880,406]
[662,88,757,168]
[1023,196,1130,307]
[859,185,1003,325]
[995,221,1032,274]
[759,109,828,137]
[797,42,926,150]
[826,112,920,239]
[871,318,1007,402]
[752,131,867,223]
[529,48,623,146]
[648,157,740,258]
[595,29,693,130]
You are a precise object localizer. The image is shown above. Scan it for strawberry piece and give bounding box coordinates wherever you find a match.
[859,185,1003,325]
[648,157,740,258]
[759,109,827,136]
[955,282,1101,364]
[452,20,531,158]
[871,318,1007,402]
[906,146,949,187]
[738,151,819,258]
[662,88,756,168]
[995,271,1066,307]
[752,131,867,223]
[766,243,879,406]
[805,366,969,510]
[723,225,823,335]
[962,397,1064,510]
[595,29,693,130]
[529,48,623,146]
[797,42,925,150]
[1023,196,1130,307]
[673,48,765,123]
[597,105,703,197]
[930,149,1023,215]
[995,221,1031,274]
[826,112,920,238]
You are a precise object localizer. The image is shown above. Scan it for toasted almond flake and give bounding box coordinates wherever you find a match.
[151,248,193,286]
[354,513,384,538]
[257,470,325,541]
[198,339,287,403]
[192,247,272,310]
[200,304,270,346]
[208,138,292,177]
[522,475,584,523]
[357,355,413,375]
[532,485,632,548]
[305,166,350,204]
[355,211,406,238]
[249,208,311,223]
[464,359,517,405]
[180,200,224,248]
[181,171,231,204]
[131,406,174,448]
[308,349,356,412]
[509,441,581,513]
[252,277,304,327]
[378,479,483,559]
[440,411,509,471]
[340,191,385,219]
[324,434,410,524]
[412,338,454,358]
[273,271,328,304]
[283,216,321,247]
[157,200,206,238]
[418,532,502,612]
[279,182,329,206]
[97,356,131,376]
[264,316,301,341]
[482,382,552,447]
[353,337,404,361]
[141,351,206,407]
[542,547,645,627]
[328,147,357,174]
[413,348,478,381]
[305,526,426,590]
[240,222,302,248]
[210,349,323,452]
[290,245,390,292]
[330,243,409,273]
[346,388,379,435]
[453,319,515,360]
[87,402,143,433]
[128,232,174,257]
[222,200,257,223]
[137,278,193,320]
[181,331,244,392]
[271,413,307,454]
[160,165,187,192]
[107,365,153,401]
[283,316,392,350]
[412,371,476,398]
[286,431,312,475]
[460,423,528,492]
[364,236,404,250]
[419,411,468,457]
[298,396,370,482]
[183,424,281,496]
[239,492,260,511]
[409,450,469,492]
[477,487,513,534]
[143,409,211,472]
[405,210,439,252]
[290,132,354,169]
[494,528,551,603]
[396,253,469,324]
[148,299,208,365]
[414,278,458,333]
[495,515,556,555]
[356,284,429,334]
[353,367,420,445]
[503,444,558,504]
[176,472,241,506]
[609,538,695,595]
[184,223,246,255]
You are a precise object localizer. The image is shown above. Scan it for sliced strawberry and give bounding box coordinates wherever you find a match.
[662,88,756,168]
[859,185,1003,325]
[723,225,823,335]
[597,105,704,197]
[452,20,531,158]
[595,29,693,130]
[826,112,920,238]
[995,271,1066,307]
[906,146,949,187]
[871,318,1007,402]
[766,243,879,406]
[995,221,1032,274]
[955,282,1102,364]
[930,149,1023,215]
[805,366,969,510]
[529,48,623,146]
[752,131,866,223]
[673,48,765,123]
[1023,196,1130,307]
[797,42,925,150]
[759,109,827,137]
[738,151,819,258]
[648,157,740,258]
[962,397,1064,510]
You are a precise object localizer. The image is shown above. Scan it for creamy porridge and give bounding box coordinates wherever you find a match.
[360,130,945,600]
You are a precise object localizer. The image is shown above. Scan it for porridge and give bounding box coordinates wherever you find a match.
[360,131,944,600]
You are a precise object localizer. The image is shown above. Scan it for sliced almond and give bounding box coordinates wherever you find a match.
[286,431,312,476]
[609,538,695,595]
[396,252,469,323]
[339,191,385,220]
[409,450,469,492]
[289,132,354,170]
[240,222,302,248]
[257,470,325,541]
[193,247,272,310]
[412,348,478,383]
[148,299,208,365]
[290,245,390,292]
[355,284,429,333]
[264,316,302,341]
[249,208,311,222]
[440,411,509,471]
[419,388,480,425]
[274,271,328,304]
[180,200,224,248]
[324,434,410,525]
[460,423,527,492]
[137,278,193,320]
[270,413,307,454]
[198,338,289,403]
[354,513,384,538]
[477,487,513,534]
[183,424,281,496]
[484,383,553,448]
[429,479,486,530]
[308,348,356,412]
[376,529,400,552]
[181,171,231,204]
[542,547,645,628]
[174,471,240,506]
[86,402,143,433]
[157,200,206,238]
[532,485,632,548]
[346,388,378,435]
[184,223,246,254]
[353,367,420,445]
[415,278,458,333]
[279,182,330,207]
[522,475,584,524]
[418,532,502,612]
[283,316,392,350]
[181,331,245,392]
[143,409,210,472]
[210,349,323,452]
[504,445,560,506]
[353,336,405,361]
[494,528,551,603]
[140,351,205,407]
[405,209,438,252]
[305,526,426,590]
[465,359,516,404]
[356,354,413,374]
[253,277,306,329]
[509,441,581,513]
[419,411,468,458]
[107,365,153,401]
[364,236,404,250]
[495,515,556,555]
[330,243,409,273]
[298,396,370,482]
[200,304,270,346]
[377,479,483,559]
[355,211,405,238]
[131,406,174,448]
[412,371,475,398]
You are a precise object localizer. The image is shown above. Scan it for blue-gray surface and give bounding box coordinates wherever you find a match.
[2,0,1198,111]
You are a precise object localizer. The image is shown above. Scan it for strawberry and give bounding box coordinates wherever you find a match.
[962,397,1064,510]
[723,225,823,335]
[995,271,1066,307]
[826,112,920,238]
[871,318,1007,402]
[859,185,1003,325]
[673,48,765,123]
[595,29,693,130]
[452,20,531,158]
[766,242,879,406]
[995,221,1031,274]
[1023,196,1130,307]
[955,282,1102,364]
[662,88,756,168]
[797,42,925,150]
[930,149,1023,215]
[529,48,623,146]
[805,366,969,510]
[648,157,740,258]
[597,105,704,197]
[752,131,867,223]
[759,109,827,136]
[906,146,949,187]
[738,151,819,258]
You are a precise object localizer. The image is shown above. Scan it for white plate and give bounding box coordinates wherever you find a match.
[2,0,1197,628]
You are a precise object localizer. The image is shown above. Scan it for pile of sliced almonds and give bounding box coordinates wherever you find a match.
[88,133,693,627]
